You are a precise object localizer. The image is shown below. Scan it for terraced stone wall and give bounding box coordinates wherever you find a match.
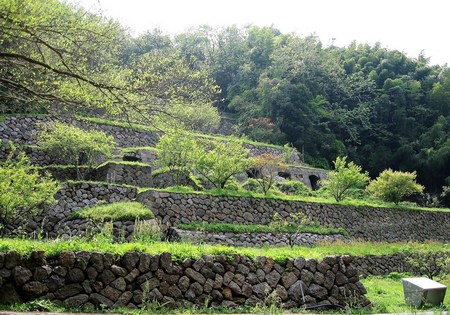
[4,183,137,238]
[138,190,450,242]
[0,251,369,309]
[0,116,299,164]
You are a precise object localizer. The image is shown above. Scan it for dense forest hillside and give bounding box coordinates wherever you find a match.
[1,0,450,194]
[167,25,450,193]
[144,25,449,193]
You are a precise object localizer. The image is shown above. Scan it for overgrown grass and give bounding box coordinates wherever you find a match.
[0,238,448,264]
[77,115,286,151]
[75,115,158,132]
[35,164,90,170]
[70,201,154,222]
[362,273,450,313]
[121,146,156,153]
[177,221,348,236]
[0,113,48,122]
[96,160,151,168]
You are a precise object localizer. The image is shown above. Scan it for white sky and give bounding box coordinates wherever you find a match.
[72,0,450,66]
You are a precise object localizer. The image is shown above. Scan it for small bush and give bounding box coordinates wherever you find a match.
[241,178,264,193]
[223,176,241,192]
[0,142,60,232]
[71,201,154,222]
[367,169,424,205]
[133,219,161,242]
[275,180,312,196]
[38,122,115,179]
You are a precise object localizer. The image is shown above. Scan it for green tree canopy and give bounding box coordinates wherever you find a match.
[0,142,59,232]
[367,169,424,205]
[155,129,200,186]
[0,0,220,129]
[321,156,370,202]
[195,137,250,189]
[38,122,115,179]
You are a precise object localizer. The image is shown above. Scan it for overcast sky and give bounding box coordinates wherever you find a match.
[72,0,449,66]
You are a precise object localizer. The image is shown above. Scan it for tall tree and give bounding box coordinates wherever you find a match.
[0,0,220,129]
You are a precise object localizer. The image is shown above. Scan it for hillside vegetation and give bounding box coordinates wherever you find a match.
[3,0,450,197]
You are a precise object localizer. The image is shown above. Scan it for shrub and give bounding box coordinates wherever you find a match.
[250,154,287,195]
[38,122,115,179]
[275,180,312,196]
[320,156,369,202]
[0,142,60,232]
[155,130,199,186]
[242,178,264,194]
[367,169,424,205]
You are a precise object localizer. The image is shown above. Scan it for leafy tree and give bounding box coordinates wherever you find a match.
[155,130,199,186]
[321,156,369,202]
[125,50,220,130]
[0,142,59,232]
[0,0,220,130]
[407,253,450,280]
[0,0,125,112]
[38,122,115,179]
[195,137,250,189]
[367,169,424,205]
[250,153,287,195]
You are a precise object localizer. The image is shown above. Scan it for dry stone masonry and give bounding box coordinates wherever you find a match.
[138,190,450,242]
[167,228,345,247]
[0,116,305,165]
[0,251,370,309]
[3,182,137,238]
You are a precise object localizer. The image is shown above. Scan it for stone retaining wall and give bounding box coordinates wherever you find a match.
[0,116,160,148]
[0,251,369,309]
[4,182,137,238]
[138,191,450,242]
[94,163,153,188]
[167,228,346,247]
[352,251,450,277]
[0,116,304,164]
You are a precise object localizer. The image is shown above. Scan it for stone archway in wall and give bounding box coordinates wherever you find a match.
[309,175,320,190]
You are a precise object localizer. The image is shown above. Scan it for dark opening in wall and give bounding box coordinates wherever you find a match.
[123,154,141,162]
[309,175,320,190]
[278,171,291,180]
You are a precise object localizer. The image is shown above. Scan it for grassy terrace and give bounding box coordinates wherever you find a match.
[35,178,450,213]
[363,274,450,314]
[0,238,448,263]
[75,115,287,150]
[155,186,450,213]
[70,201,154,222]
[177,222,348,236]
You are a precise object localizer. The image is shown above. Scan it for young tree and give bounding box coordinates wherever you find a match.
[367,169,424,205]
[251,153,287,195]
[0,142,59,232]
[195,137,250,189]
[321,156,370,202]
[38,122,115,179]
[155,130,199,186]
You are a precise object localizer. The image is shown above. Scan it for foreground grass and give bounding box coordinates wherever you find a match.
[362,273,450,313]
[70,201,154,222]
[0,238,448,263]
[177,221,348,236]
